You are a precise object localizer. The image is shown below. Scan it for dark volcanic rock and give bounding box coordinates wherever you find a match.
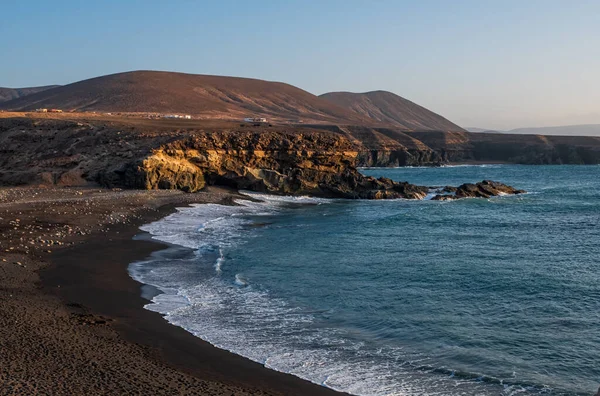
[455,180,525,198]
[432,180,525,201]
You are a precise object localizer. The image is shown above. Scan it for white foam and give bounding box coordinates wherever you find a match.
[214,248,225,274]
[239,190,334,204]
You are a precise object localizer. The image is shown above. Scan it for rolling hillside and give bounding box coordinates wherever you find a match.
[0,71,365,124]
[1,71,468,131]
[320,90,464,131]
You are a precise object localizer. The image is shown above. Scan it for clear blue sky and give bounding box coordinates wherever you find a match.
[2,0,599,129]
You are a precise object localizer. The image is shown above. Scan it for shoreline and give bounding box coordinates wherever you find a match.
[1,186,345,395]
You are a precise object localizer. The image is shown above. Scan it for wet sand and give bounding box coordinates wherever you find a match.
[0,186,344,395]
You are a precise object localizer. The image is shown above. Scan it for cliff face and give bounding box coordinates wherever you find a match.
[109,132,429,199]
[401,131,600,165]
[317,126,600,167]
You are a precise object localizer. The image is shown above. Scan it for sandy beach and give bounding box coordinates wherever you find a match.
[0,186,345,395]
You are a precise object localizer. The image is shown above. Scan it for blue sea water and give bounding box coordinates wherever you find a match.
[130,165,600,395]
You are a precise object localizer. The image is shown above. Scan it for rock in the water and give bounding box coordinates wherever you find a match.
[455,180,525,198]
[432,180,525,201]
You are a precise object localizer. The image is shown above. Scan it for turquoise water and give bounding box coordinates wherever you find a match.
[131,165,600,395]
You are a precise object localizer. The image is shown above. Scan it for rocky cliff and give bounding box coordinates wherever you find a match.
[103,130,431,199]
[384,130,600,166]
[0,117,431,199]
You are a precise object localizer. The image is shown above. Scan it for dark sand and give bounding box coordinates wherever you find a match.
[0,186,344,395]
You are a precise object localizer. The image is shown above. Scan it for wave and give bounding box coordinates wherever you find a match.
[239,190,334,204]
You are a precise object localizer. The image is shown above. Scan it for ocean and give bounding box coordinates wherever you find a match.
[129,165,600,395]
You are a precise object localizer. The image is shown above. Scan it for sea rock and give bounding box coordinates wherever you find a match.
[431,180,525,201]
[455,180,525,198]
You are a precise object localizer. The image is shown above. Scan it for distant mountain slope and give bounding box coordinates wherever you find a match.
[0,71,365,124]
[465,127,500,133]
[0,85,60,103]
[319,90,464,131]
[508,124,600,137]
[467,125,600,137]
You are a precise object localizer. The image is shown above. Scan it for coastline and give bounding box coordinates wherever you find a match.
[0,186,345,395]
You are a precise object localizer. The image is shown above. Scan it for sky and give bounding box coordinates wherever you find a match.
[2,0,599,130]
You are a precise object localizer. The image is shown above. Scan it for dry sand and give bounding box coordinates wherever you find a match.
[0,186,344,395]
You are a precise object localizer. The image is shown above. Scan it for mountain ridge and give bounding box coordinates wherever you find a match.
[0,85,60,103]
[1,71,462,131]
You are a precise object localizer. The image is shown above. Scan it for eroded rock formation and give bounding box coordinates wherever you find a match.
[110,132,430,199]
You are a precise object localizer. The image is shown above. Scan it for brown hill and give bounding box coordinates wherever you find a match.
[0,71,366,124]
[319,90,464,132]
[0,85,60,103]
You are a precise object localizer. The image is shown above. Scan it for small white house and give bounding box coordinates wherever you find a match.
[184,115,192,119]
[244,117,268,123]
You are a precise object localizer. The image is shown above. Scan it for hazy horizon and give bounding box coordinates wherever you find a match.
[2,0,599,130]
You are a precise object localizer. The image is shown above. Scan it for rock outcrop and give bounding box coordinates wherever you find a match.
[109,132,430,199]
